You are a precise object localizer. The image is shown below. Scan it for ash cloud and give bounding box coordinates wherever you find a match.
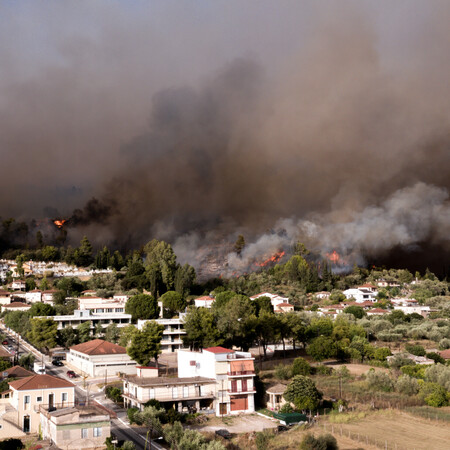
[1,2,450,274]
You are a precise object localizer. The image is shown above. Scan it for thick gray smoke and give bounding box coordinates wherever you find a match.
[1,1,450,274]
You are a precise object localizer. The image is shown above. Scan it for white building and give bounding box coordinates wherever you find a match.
[194,295,215,308]
[0,290,11,305]
[42,289,58,305]
[78,296,127,314]
[67,339,137,377]
[178,346,256,416]
[137,316,186,353]
[48,310,132,332]
[393,305,430,317]
[250,292,290,308]
[1,302,31,313]
[343,288,377,303]
[25,289,42,303]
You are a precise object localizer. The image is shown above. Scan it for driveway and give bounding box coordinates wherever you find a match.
[196,413,278,433]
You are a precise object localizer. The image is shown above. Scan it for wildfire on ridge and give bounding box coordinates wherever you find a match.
[254,250,286,267]
[326,250,341,265]
[53,219,67,229]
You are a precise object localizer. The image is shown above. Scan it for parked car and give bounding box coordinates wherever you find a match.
[52,360,63,367]
[1,340,8,345]
[66,370,77,378]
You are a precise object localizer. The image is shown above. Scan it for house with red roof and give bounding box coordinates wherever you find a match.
[67,339,137,377]
[178,346,255,416]
[194,295,215,308]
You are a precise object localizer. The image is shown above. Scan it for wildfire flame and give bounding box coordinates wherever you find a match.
[326,250,341,265]
[254,250,286,267]
[53,219,67,229]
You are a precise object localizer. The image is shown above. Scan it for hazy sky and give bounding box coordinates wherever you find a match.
[1,1,450,268]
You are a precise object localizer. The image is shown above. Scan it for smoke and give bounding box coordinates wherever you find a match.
[1,2,450,274]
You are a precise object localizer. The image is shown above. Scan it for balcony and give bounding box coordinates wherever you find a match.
[123,391,214,403]
[227,370,255,377]
[228,388,256,394]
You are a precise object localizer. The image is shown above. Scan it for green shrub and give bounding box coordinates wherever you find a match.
[314,365,333,376]
[426,352,445,365]
[105,386,123,404]
[401,365,426,379]
[300,433,338,450]
[279,403,294,413]
[367,370,394,392]
[377,332,402,342]
[389,354,415,369]
[274,363,292,380]
[292,357,311,376]
[127,407,140,424]
[439,338,450,350]
[405,344,426,357]
[396,375,420,395]
[419,382,449,407]
[373,347,392,361]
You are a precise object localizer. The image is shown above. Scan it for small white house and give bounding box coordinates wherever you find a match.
[194,296,215,308]
[67,339,137,378]
[25,289,42,303]
[343,288,377,303]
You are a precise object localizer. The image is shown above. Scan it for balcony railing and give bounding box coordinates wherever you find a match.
[227,370,255,377]
[228,388,256,394]
[123,391,215,402]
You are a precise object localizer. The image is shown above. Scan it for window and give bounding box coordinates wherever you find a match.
[62,393,68,402]
[93,427,102,437]
[172,387,178,399]
[81,428,88,439]
[24,395,30,408]
[36,396,42,402]
[149,388,155,399]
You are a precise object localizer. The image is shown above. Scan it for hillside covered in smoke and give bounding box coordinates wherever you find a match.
[1,1,450,275]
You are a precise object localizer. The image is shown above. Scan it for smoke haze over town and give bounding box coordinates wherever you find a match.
[1,1,450,274]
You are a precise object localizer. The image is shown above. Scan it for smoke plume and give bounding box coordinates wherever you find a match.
[1,2,450,274]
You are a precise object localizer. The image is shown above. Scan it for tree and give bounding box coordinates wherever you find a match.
[27,318,58,351]
[77,321,91,343]
[95,246,111,269]
[111,250,125,270]
[182,307,221,350]
[125,294,159,322]
[119,324,139,347]
[36,230,44,248]
[41,245,59,262]
[57,326,79,348]
[25,277,36,291]
[255,312,278,358]
[144,239,178,291]
[160,291,186,318]
[94,322,104,338]
[19,353,35,370]
[284,375,322,411]
[134,405,164,446]
[292,357,311,376]
[75,236,94,267]
[105,324,121,344]
[15,253,25,277]
[127,321,164,367]
[174,264,196,297]
[306,336,336,362]
[29,302,56,317]
[253,296,273,316]
[234,235,246,255]
[343,305,365,319]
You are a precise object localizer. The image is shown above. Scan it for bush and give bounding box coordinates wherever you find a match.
[127,407,140,424]
[419,382,449,407]
[396,375,420,395]
[0,438,23,450]
[428,330,443,343]
[292,357,311,376]
[300,433,338,450]
[405,344,426,357]
[255,430,274,450]
[439,338,450,350]
[389,354,415,369]
[426,352,445,364]
[279,403,294,413]
[425,364,450,390]
[314,365,333,376]
[373,347,392,361]
[367,370,394,392]
[105,386,123,404]
[377,332,402,342]
[274,364,292,380]
[401,365,426,379]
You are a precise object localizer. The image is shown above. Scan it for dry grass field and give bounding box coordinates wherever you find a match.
[271,410,450,450]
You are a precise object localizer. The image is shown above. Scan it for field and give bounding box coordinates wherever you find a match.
[271,410,450,450]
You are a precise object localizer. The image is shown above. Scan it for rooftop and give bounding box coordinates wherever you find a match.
[9,374,74,391]
[124,375,214,387]
[204,346,234,354]
[1,365,34,379]
[70,339,127,356]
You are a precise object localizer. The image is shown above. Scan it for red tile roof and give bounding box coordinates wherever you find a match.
[9,374,74,391]
[3,302,30,309]
[195,296,214,301]
[277,303,293,307]
[2,365,34,378]
[70,339,127,356]
[439,349,450,360]
[204,346,234,354]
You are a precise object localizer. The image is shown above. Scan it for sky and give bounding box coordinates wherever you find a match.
[1,1,450,272]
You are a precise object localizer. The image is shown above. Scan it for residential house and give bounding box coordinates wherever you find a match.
[274,302,294,313]
[178,346,256,416]
[1,365,34,381]
[7,374,75,433]
[343,289,377,303]
[1,302,31,313]
[122,366,216,414]
[393,305,430,317]
[0,290,11,305]
[40,403,111,449]
[80,290,97,296]
[358,283,378,292]
[10,280,26,291]
[315,292,331,299]
[67,339,137,377]
[377,279,400,288]
[250,292,290,309]
[194,296,215,308]
[438,349,450,360]
[366,308,390,316]
[25,289,42,303]
[42,290,58,305]
[137,316,186,353]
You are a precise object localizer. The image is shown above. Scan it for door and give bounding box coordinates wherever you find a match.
[231,380,237,393]
[183,386,189,398]
[230,395,248,411]
[48,393,54,409]
[23,415,30,433]
[219,403,227,415]
[242,379,248,392]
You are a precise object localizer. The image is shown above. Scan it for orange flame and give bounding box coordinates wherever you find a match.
[53,219,67,229]
[254,250,286,267]
[326,250,340,265]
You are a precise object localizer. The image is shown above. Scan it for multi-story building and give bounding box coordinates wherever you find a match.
[6,374,75,434]
[343,288,377,303]
[178,347,256,416]
[122,366,215,414]
[48,309,132,332]
[137,316,186,353]
[78,296,127,314]
[25,289,42,303]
